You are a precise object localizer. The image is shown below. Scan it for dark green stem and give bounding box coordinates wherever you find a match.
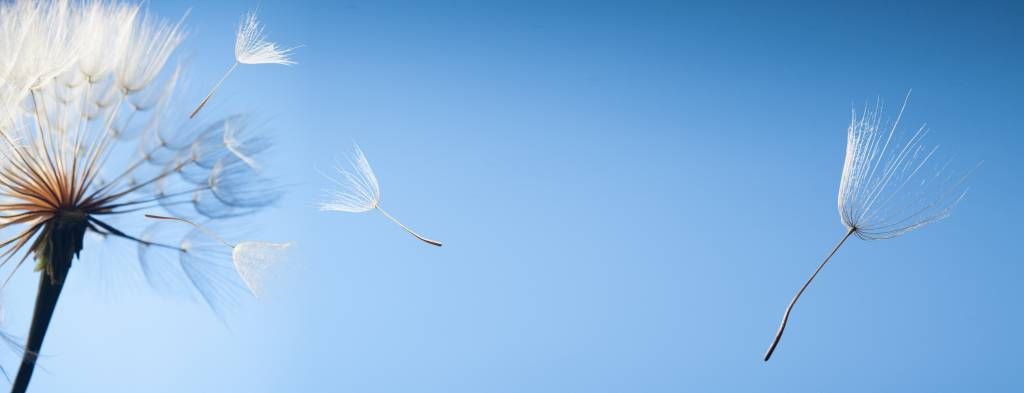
[12,218,83,393]
[10,267,68,393]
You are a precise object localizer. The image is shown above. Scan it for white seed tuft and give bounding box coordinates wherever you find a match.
[320,144,380,213]
[235,11,296,66]
[231,241,292,297]
[837,93,973,240]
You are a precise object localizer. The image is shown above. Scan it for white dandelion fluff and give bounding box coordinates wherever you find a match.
[764,93,974,361]
[320,145,380,213]
[0,0,82,92]
[232,241,292,297]
[321,145,443,247]
[75,1,138,81]
[190,10,297,119]
[116,11,187,93]
[235,11,297,66]
[837,98,970,240]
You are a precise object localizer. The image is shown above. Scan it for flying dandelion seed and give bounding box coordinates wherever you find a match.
[145,214,292,298]
[190,10,297,119]
[0,2,286,391]
[763,92,975,361]
[320,145,443,247]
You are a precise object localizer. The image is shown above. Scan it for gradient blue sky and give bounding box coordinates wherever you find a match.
[2,0,1021,391]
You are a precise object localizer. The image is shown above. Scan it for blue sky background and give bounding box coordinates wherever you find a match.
[2,0,1022,391]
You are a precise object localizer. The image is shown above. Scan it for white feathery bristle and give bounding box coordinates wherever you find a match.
[231,241,293,297]
[1,0,82,91]
[836,94,972,240]
[76,1,139,81]
[234,11,296,65]
[117,10,187,93]
[319,144,381,213]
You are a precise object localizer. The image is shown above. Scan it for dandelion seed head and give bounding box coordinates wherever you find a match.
[837,96,972,240]
[234,11,296,66]
[0,1,281,313]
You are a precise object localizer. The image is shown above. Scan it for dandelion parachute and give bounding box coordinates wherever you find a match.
[320,144,443,247]
[763,93,974,361]
[189,10,297,119]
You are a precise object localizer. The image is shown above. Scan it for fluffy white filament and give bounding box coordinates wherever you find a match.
[321,145,442,247]
[116,11,187,93]
[0,0,81,92]
[837,94,972,240]
[232,241,292,297]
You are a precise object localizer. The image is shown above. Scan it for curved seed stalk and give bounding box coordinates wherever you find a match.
[377,207,442,247]
[764,228,854,362]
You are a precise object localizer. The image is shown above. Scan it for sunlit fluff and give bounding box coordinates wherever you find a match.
[190,10,296,118]
[321,145,442,247]
[763,94,973,362]
[0,2,289,391]
[235,11,296,65]
[837,98,970,239]
[232,241,291,297]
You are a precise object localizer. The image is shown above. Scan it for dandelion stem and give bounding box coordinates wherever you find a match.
[764,227,855,362]
[376,206,442,247]
[11,230,78,393]
[10,273,64,393]
[190,62,238,119]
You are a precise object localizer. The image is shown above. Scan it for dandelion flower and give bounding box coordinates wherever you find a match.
[0,2,285,391]
[763,93,974,361]
[190,10,297,119]
[321,145,443,247]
